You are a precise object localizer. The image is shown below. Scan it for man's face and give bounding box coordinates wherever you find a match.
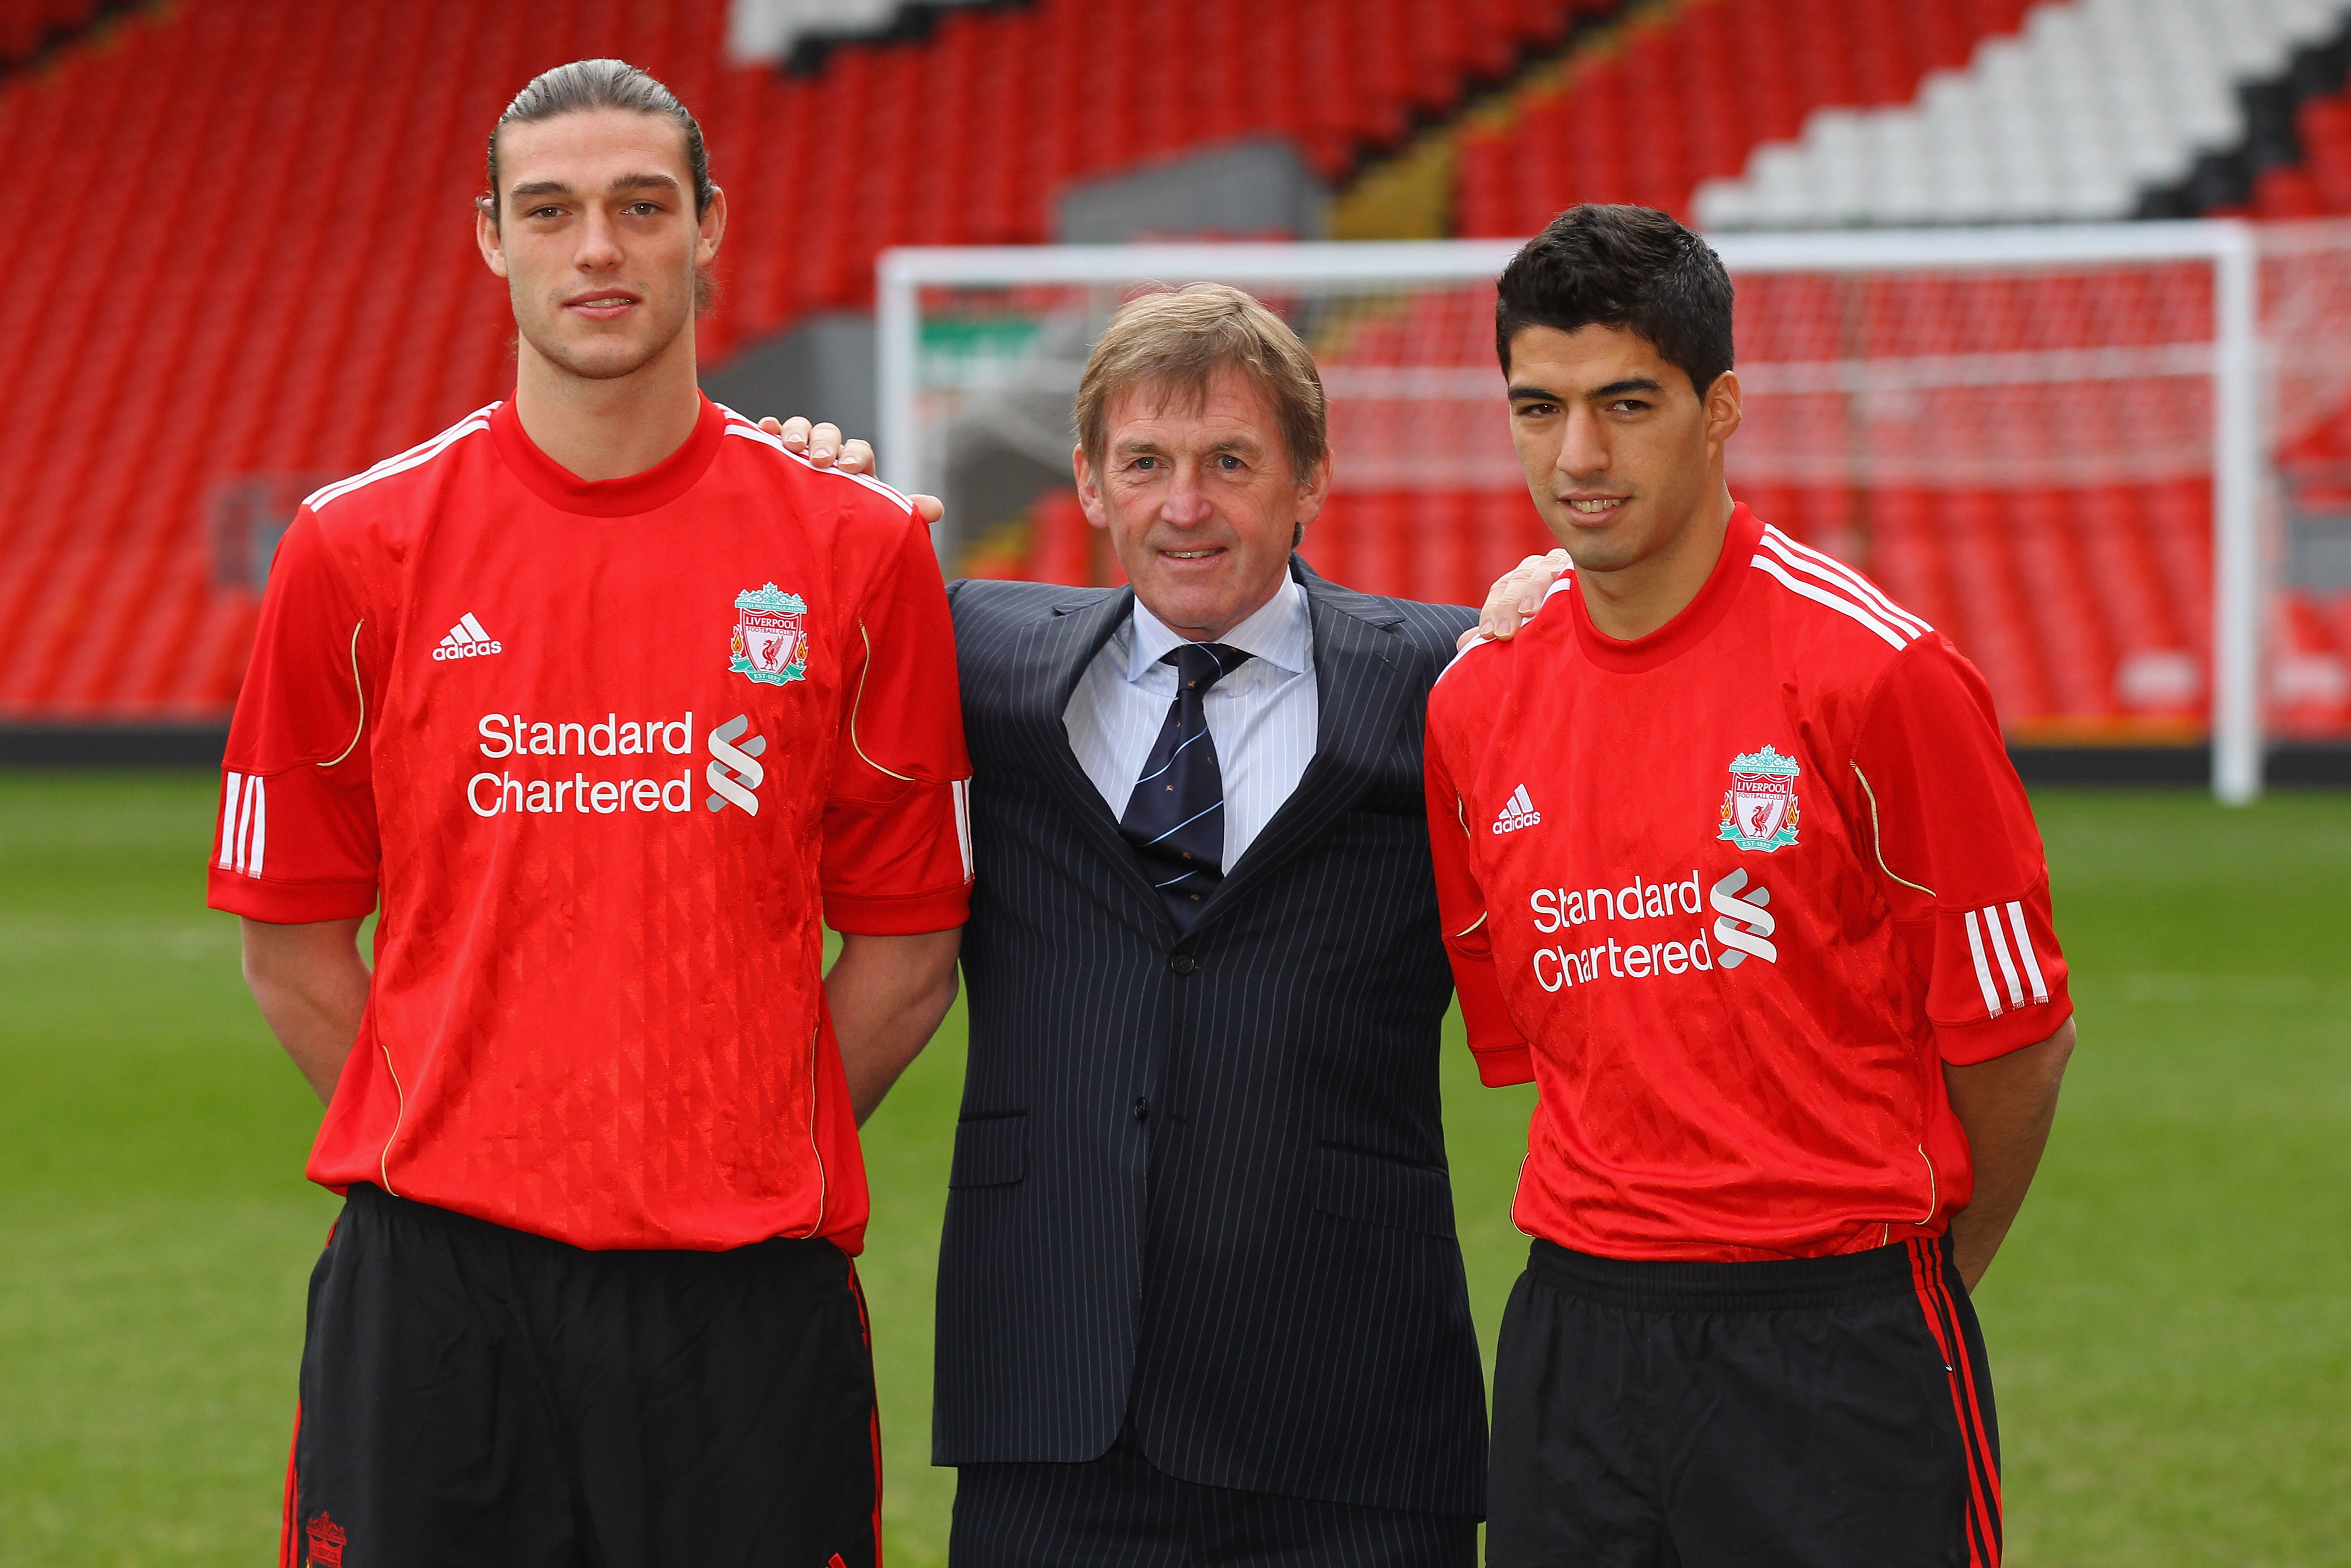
[1504,323,1739,574]
[476,109,724,382]
[1076,367,1331,641]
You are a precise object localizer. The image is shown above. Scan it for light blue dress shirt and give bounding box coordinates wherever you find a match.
[1063,580,1319,874]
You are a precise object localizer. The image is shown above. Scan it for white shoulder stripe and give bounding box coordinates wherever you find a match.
[2005,901,2050,1004]
[715,405,917,516]
[1749,555,1912,652]
[1758,526,1931,637]
[307,403,500,512]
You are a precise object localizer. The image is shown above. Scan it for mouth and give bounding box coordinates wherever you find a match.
[563,291,642,321]
[1159,547,1227,563]
[1561,495,1630,519]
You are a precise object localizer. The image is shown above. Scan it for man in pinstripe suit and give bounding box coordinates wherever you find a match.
[932,284,1486,1567]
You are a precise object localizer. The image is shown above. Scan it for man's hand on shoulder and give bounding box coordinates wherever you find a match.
[757,416,945,526]
[1456,549,1574,651]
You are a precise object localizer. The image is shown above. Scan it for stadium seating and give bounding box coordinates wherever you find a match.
[0,0,1601,721]
[1689,0,2351,229]
[0,0,110,64]
[4,0,2342,742]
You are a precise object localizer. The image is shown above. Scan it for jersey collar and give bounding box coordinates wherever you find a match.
[490,393,725,517]
[1568,501,1763,673]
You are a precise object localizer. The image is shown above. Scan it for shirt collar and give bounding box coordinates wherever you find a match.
[1126,577,1312,682]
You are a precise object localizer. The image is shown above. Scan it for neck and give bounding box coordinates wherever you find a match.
[1575,482,1736,641]
[511,331,703,482]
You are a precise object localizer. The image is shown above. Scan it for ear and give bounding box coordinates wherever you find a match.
[1703,369,1742,451]
[696,185,728,268]
[1292,446,1335,530]
[1073,443,1108,530]
[476,198,509,280]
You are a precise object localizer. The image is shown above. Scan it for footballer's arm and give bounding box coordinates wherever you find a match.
[827,927,962,1124]
[1941,1015,2076,1292]
[241,915,371,1104]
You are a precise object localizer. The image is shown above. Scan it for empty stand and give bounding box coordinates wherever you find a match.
[0,0,1597,720]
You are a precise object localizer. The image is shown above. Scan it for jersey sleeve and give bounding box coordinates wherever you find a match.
[1424,703,1534,1086]
[207,508,382,923]
[821,514,974,935]
[1850,634,2073,1065]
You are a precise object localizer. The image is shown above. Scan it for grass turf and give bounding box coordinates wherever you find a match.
[0,773,2344,1565]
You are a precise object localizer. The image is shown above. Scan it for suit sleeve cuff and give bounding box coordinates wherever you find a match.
[207,870,378,924]
[824,883,970,936]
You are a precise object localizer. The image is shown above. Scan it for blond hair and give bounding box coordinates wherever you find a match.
[1075,283,1328,487]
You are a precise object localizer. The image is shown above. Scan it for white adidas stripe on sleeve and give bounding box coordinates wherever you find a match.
[952,778,974,883]
[1963,907,2004,1018]
[217,772,268,878]
[2003,901,2050,1004]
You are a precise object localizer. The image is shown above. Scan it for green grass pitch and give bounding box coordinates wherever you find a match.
[1,772,2345,1565]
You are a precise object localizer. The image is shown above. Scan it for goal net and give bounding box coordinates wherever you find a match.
[878,223,2351,801]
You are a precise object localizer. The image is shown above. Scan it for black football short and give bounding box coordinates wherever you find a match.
[1488,1235,2001,1568]
[282,1182,880,1568]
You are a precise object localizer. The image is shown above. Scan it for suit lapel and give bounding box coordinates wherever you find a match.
[1193,562,1413,930]
[1000,586,1173,924]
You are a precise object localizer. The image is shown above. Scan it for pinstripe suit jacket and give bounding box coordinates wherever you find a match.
[935,560,1486,1517]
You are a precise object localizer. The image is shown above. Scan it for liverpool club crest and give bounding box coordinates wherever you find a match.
[1719,745,1801,852]
[730,584,809,686]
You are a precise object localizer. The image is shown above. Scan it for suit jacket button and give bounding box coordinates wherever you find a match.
[1133,1096,1150,1122]
[1169,953,1196,975]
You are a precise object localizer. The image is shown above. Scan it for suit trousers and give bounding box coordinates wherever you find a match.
[950,1423,1478,1568]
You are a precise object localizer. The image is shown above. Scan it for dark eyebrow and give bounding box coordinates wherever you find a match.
[1507,376,1666,404]
[506,172,683,207]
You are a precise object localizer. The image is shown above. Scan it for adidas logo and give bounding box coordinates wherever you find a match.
[431,613,503,661]
[1491,784,1541,834]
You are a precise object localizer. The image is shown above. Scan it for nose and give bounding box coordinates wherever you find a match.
[575,205,624,270]
[1159,464,1214,526]
[1556,405,1609,484]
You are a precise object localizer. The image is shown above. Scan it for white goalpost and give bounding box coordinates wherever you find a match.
[877,222,2303,802]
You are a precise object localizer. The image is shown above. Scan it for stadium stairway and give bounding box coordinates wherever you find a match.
[0,0,1609,722]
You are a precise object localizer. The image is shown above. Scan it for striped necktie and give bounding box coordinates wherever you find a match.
[1120,641,1250,927]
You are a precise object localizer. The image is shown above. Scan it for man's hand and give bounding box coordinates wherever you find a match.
[757,416,945,526]
[240,915,371,1104]
[1943,1016,2076,1292]
[1457,548,1574,650]
[826,928,962,1123]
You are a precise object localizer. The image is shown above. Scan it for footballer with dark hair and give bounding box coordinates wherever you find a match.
[211,59,968,1567]
[1432,203,2076,1566]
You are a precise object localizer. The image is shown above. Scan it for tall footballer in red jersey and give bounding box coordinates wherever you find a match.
[208,61,965,1568]
[1430,206,2077,1568]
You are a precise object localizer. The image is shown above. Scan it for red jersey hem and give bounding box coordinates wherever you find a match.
[1935,991,2075,1065]
[823,883,970,936]
[208,869,378,924]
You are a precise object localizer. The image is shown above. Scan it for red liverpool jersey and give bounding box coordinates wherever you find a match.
[1426,502,2071,1262]
[207,395,973,1253]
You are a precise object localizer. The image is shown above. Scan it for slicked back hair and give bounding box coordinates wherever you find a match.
[484,58,716,224]
[1495,204,1734,399]
[1076,283,1328,491]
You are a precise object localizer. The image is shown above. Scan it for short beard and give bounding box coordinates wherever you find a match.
[513,284,696,383]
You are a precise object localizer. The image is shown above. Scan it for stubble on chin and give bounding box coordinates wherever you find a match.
[515,298,686,383]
